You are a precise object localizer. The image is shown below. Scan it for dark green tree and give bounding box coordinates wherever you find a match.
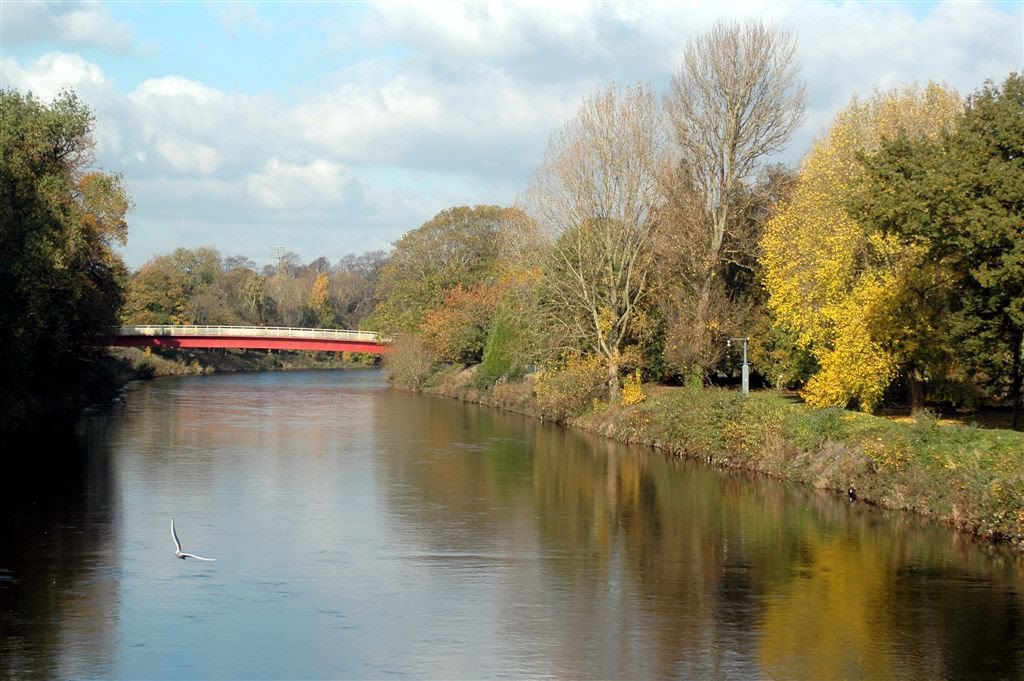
[0,89,131,432]
[854,73,1024,428]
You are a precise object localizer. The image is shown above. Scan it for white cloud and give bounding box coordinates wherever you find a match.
[0,1,135,52]
[129,76,231,135]
[124,76,291,178]
[2,52,108,101]
[246,158,355,209]
[778,0,1022,161]
[155,138,221,176]
[59,4,135,52]
[293,76,442,163]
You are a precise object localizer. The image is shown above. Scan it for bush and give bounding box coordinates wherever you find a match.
[621,370,646,406]
[534,354,607,421]
[383,335,436,392]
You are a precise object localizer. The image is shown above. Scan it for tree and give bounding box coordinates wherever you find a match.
[307,272,334,327]
[659,19,805,377]
[219,258,269,325]
[761,83,963,412]
[123,247,226,324]
[854,73,1024,427]
[333,250,388,329]
[372,205,512,333]
[0,89,130,431]
[521,83,666,398]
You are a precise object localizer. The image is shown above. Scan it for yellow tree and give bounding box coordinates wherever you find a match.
[307,272,334,327]
[761,83,962,411]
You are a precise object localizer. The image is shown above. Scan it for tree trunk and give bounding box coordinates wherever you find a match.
[607,353,621,402]
[906,366,926,415]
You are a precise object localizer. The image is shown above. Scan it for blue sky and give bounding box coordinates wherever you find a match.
[2,1,1022,269]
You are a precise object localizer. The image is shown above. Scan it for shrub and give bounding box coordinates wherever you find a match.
[534,354,607,421]
[383,335,436,392]
[621,370,646,406]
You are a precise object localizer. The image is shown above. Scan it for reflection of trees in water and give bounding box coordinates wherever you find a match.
[0,416,119,680]
[374,392,1024,679]
[760,526,1024,681]
[372,392,539,551]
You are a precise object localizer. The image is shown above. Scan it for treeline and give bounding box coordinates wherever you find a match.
[121,247,386,330]
[376,22,1023,430]
[5,20,1021,434]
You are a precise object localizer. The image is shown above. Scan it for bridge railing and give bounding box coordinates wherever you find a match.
[116,325,385,343]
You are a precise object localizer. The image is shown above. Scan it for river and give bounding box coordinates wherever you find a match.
[1,369,1022,680]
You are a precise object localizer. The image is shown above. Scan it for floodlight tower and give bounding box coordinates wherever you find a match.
[270,246,285,273]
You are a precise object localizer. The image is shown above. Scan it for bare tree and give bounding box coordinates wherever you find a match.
[521,83,667,398]
[661,19,805,376]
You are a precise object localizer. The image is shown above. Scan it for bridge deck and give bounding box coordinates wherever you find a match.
[110,325,389,354]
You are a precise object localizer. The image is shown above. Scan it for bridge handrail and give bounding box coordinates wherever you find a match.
[116,325,384,343]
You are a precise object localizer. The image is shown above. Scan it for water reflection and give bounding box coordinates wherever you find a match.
[1,371,1022,679]
[373,391,1024,680]
[0,417,119,680]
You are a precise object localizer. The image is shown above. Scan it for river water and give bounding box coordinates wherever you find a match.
[1,369,1022,680]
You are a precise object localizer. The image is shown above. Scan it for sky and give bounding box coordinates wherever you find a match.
[2,1,1022,270]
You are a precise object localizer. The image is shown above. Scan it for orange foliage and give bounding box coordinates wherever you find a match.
[420,282,506,363]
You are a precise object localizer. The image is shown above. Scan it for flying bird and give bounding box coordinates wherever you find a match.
[171,517,216,561]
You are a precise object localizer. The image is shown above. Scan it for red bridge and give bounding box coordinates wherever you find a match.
[110,325,390,354]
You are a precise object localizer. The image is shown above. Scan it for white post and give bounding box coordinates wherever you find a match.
[741,337,749,396]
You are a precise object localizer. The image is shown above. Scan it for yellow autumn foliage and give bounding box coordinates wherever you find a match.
[534,353,608,421]
[761,83,961,411]
[621,370,646,406]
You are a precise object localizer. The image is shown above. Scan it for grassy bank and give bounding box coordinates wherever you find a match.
[422,366,1024,549]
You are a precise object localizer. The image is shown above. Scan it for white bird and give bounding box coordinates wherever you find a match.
[171,517,216,561]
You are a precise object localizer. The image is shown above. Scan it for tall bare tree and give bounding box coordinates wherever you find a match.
[521,83,667,397]
[660,19,805,375]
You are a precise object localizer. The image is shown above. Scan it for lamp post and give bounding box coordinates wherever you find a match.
[727,337,750,395]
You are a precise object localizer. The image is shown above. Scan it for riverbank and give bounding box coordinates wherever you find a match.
[421,365,1024,550]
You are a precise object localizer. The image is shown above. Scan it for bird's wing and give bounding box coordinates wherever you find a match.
[171,518,182,552]
[183,553,216,561]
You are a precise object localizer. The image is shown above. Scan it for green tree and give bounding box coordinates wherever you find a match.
[122,247,226,324]
[372,205,511,333]
[218,258,268,325]
[855,73,1024,427]
[0,89,130,431]
[476,269,547,386]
